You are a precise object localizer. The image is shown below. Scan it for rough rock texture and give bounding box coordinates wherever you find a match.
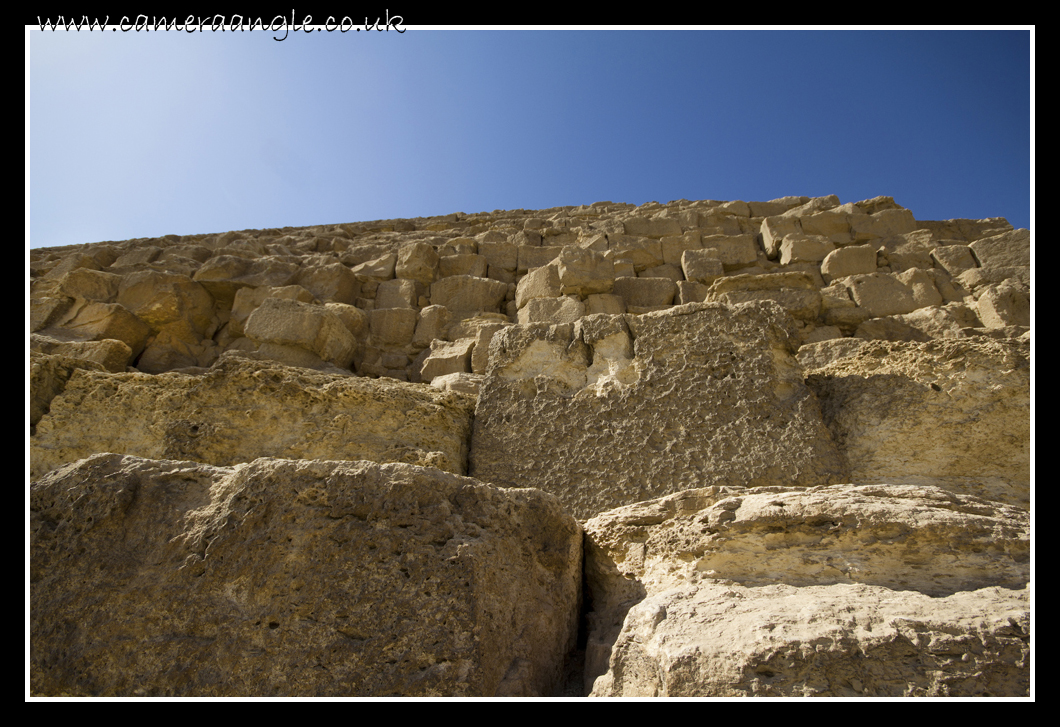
[31,354,475,480]
[31,455,582,697]
[470,302,848,520]
[583,485,1029,697]
[803,338,1030,508]
[29,194,1032,697]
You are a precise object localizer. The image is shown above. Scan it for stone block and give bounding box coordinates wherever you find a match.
[245,297,358,368]
[470,303,847,519]
[375,278,418,309]
[31,455,580,696]
[429,276,508,314]
[440,253,488,279]
[680,249,724,285]
[517,296,586,325]
[418,338,476,383]
[31,355,476,479]
[970,229,1030,269]
[515,264,562,310]
[396,242,440,285]
[556,246,615,296]
[778,234,836,265]
[368,307,419,346]
[584,484,1029,697]
[820,244,877,282]
[842,273,919,317]
[701,234,760,270]
[611,276,676,308]
[805,337,1030,507]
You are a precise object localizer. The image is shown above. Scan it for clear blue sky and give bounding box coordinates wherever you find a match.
[28,27,1032,249]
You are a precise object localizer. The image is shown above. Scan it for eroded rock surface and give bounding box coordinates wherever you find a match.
[583,484,1029,697]
[471,301,848,520]
[31,455,582,697]
[31,354,475,479]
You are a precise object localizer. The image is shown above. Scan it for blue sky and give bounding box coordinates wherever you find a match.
[27,27,1032,249]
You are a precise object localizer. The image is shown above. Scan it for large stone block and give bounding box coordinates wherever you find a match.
[430,276,508,314]
[804,338,1030,507]
[584,484,1029,697]
[31,455,581,697]
[31,355,475,479]
[246,297,358,368]
[470,303,847,519]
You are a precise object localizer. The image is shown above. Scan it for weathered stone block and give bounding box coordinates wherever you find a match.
[584,484,1029,697]
[805,337,1030,507]
[31,455,581,697]
[470,303,847,519]
[31,355,475,479]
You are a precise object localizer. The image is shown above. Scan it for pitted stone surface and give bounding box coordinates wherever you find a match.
[31,455,582,697]
[470,302,847,520]
[31,354,475,479]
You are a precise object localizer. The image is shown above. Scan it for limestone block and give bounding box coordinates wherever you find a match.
[30,455,580,697]
[29,351,108,432]
[584,485,1029,697]
[801,325,843,344]
[30,296,73,333]
[850,207,917,240]
[245,297,358,368]
[778,234,836,265]
[976,280,1030,328]
[858,303,981,341]
[556,247,615,296]
[761,216,802,259]
[375,278,418,309]
[970,229,1030,269]
[430,276,508,315]
[957,265,1030,294]
[584,293,626,316]
[876,230,937,272]
[799,210,852,240]
[518,296,586,325]
[606,235,664,272]
[50,300,152,359]
[192,255,299,303]
[854,317,933,343]
[701,234,760,270]
[676,280,709,304]
[748,197,808,217]
[854,195,904,215]
[706,272,822,322]
[842,273,919,317]
[395,242,440,285]
[821,244,877,283]
[478,241,518,271]
[349,252,397,281]
[31,355,475,479]
[292,262,360,305]
[43,252,102,280]
[418,338,476,383]
[368,307,419,347]
[517,246,564,274]
[440,253,488,279]
[680,249,724,285]
[111,246,162,267]
[230,285,317,337]
[515,264,562,309]
[470,303,847,519]
[611,276,676,308]
[511,229,542,248]
[805,338,1030,507]
[117,271,216,337]
[782,194,841,217]
[622,215,682,238]
[894,268,944,310]
[323,302,369,340]
[931,244,978,276]
[660,233,702,266]
[55,268,121,303]
[412,305,452,349]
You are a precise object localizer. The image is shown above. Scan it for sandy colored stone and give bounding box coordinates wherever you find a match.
[583,484,1029,697]
[31,355,475,479]
[31,455,581,697]
[245,297,358,369]
[805,337,1030,507]
[470,302,847,520]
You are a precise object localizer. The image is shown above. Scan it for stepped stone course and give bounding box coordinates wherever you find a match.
[29,194,1031,697]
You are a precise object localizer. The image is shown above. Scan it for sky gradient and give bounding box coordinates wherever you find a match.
[28,27,1033,249]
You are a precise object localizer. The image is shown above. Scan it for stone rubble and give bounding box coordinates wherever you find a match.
[29,194,1031,697]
